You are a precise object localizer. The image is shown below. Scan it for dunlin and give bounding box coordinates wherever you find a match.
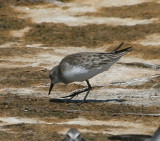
[48,42,132,103]
[62,128,85,141]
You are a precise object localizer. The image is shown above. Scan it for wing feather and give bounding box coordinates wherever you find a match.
[60,45,132,71]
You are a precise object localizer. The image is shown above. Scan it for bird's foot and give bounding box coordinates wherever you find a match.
[60,91,80,100]
[61,88,88,100]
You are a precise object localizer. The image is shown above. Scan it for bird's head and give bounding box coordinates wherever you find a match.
[66,128,82,141]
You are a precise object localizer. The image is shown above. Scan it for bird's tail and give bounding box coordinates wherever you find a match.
[112,42,133,57]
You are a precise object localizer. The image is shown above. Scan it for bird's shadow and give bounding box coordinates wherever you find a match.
[108,134,151,141]
[49,98,126,103]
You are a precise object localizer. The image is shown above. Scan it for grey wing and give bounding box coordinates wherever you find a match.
[60,48,131,71]
[60,53,89,66]
[60,52,119,72]
[60,52,100,70]
[88,46,132,70]
[94,53,120,64]
[85,53,122,71]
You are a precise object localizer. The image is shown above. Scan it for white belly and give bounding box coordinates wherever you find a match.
[61,61,116,83]
[62,65,89,83]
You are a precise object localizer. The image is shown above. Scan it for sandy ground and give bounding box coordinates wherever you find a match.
[0,0,160,140]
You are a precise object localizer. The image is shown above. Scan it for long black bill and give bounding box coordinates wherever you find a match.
[48,83,54,95]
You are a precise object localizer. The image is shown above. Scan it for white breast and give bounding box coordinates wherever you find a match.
[63,64,89,82]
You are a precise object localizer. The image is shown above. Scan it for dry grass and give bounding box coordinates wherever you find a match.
[25,23,160,47]
[84,2,160,19]
[0,123,109,141]
[0,13,29,44]
[0,94,160,141]
[0,46,44,57]
[0,0,33,45]
[0,0,17,6]
[0,125,62,141]
[15,0,49,7]
[0,94,160,119]
[131,45,160,59]
[25,22,160,59]
[53,83,85,93]
[0,0,48,8]
[0,67,49,88]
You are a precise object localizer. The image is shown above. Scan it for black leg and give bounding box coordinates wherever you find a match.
[82,80,92,102]
[61,80,92,102]
[61,87,89,100]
